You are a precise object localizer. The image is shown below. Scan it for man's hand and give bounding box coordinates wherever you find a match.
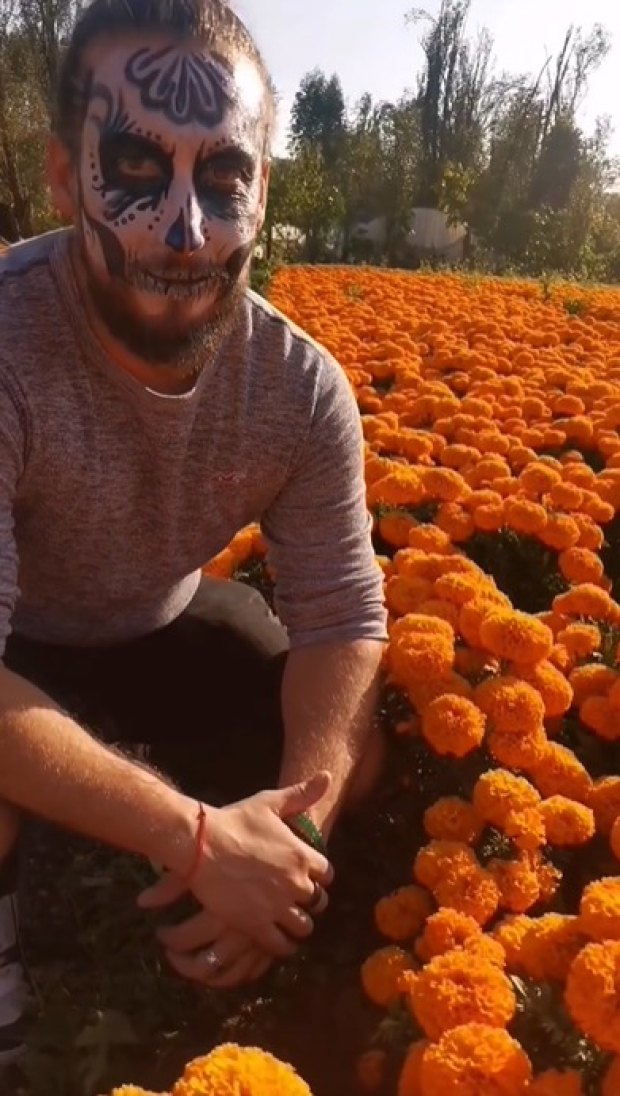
[138,772,333,957]
[157,914,277,988]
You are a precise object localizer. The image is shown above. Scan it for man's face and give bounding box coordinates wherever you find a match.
[53,35,269,372]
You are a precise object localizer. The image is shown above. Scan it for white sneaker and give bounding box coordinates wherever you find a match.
[0,889,27,1067]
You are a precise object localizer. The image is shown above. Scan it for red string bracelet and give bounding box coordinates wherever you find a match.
[182,801,208,885]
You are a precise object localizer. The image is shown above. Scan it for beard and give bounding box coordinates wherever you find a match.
[73,227,253,379]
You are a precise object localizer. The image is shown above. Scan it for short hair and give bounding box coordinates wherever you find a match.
[53,0,276,155]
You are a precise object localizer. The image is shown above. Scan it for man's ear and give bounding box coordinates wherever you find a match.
[46,134,78,222]
[255,157,271,235]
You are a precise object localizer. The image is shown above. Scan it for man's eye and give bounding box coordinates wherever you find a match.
[116,156,163,180]
[201,164,241,187]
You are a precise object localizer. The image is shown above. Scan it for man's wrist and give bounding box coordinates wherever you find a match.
[144,790,215,876]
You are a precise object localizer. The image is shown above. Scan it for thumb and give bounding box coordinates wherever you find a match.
[136,869,188,910]
[269,770,332,818]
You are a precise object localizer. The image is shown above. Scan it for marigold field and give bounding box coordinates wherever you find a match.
[21,266,620,1096]
[199,267,620,1096]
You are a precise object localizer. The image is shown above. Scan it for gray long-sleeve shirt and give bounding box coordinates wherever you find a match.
[0,229,387,656]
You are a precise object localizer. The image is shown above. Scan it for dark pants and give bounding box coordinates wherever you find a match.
[3,577,289,803]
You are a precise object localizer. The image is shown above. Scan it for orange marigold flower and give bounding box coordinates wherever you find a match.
[405,951,515,1039]
[539,513,581,551]
[422,467,470,502]
[407,524,453,553]
[171,1044,312,1096]
[433,865,500,926]
[519,464,563,494]
[554,583,619,622]
[472,769,541,828]
[434,571,490,606]
[487,857,541,913]
[556,623,601,659]
[527,742,593,804]
[558,547,605,585]
[356,1049,387,1093]
[565,941,620,1053]
[396,1040,428,1096]
[579,878,620,941]
[459,595,511,647]
[378,511,417,549]
[602,1056,620,1096]
[518,914,587,982]
[509,660,573,718]
[478,610,554,664]
[413,840,478,891]
[360,946,415,1008]
[367,468,427,507]
[503,497,548,536]
[421,694,486,757]
[474,676,546,735]
[423,796,483,844]
[374,886,433,943]
[569,663,618,705]
[591,776,620,834]
[487,726,548,770]
[611,817,620,861]
[110,1089,162,1095]
[492,915,535,970]
[527,1069,584,1096]
[414,908,481,962]
[418,1023,532,1096]
[540,796,595,847]
[503,807,548,852]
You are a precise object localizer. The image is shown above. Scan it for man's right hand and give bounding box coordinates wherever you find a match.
[137,771,334,956]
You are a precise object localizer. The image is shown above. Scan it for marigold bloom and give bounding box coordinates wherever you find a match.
[360,946,415,1008]
[472,769,541,827]
[487,857,541,913]
[579,878,620,941]
[414,908,481,962]
[423,796,483,844]
[517,914,587,982]
[570,663,619,704]
[540,796,595,847]
[580,695,620,741]
[509,660,573,717]
[527,1069,584,1096]
[565,941,620,1053]
[413,840,478,890]
[367,467,427,507]
[556,623,601,659]
[406,950,515,1039]
[555,583,619,622]
[171,1045,312,1096]
[474,676,546,734]
[478,610,554,664]
[374,886,433,942]
[433,865,500,926]
[503,806,548,851]
[487,726,548,770]
[396,1040,428,1096]
[527,742,593,804]
[421,694,486,757]
[418,1023,532,1096]
[503,497,548,536]
[558,547,605,585]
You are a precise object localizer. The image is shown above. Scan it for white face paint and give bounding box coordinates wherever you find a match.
[74,36,267,368]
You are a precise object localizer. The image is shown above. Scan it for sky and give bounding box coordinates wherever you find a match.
[234,0,620,159]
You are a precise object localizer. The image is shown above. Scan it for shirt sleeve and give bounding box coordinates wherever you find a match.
[0,377,25,660]
[260,350,387,649]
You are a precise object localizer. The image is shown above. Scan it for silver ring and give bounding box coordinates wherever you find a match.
[199,947,224,976]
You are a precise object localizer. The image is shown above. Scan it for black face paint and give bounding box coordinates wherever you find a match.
[225,239,255,280]
[125,46,234,128]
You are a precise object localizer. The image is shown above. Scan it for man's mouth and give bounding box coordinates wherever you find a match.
[128,269,230,299]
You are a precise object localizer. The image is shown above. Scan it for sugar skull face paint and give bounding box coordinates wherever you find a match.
[70,36,268,370]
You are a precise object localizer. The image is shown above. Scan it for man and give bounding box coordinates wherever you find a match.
[0,0,387,1069]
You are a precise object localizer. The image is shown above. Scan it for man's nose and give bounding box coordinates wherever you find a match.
[165,198,206,254]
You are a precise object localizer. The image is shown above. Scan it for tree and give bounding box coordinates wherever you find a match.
[288,69,346,169]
